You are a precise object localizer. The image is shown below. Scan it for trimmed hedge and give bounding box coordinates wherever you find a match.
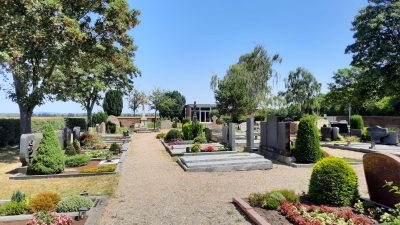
[65,117,86,130]
[293,116,322,163]
[27,125,65,175]
[309,157,359,206]
[350,115,364,129]
[0,119,20,146]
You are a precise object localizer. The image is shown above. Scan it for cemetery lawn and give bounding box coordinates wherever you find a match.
[0,146,119,199]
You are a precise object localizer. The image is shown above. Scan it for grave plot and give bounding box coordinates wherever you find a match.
[177,152,273,172]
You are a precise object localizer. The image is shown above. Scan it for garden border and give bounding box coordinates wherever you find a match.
[232,197,271,225]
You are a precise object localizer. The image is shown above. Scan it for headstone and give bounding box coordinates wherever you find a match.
[259,122,268,153]
[321,127,332,141]
[382,132,399,145]
[367,125,388,142]
[56,130,64,149]
[331,127,339,140]
[316,118,329,130]
[100,122,106,135]
[239,122,247,132]
[107,115,120,127]
[277,122,291,156]
[350,129,363,137]
[266,116,278,151]
[221,125,229,144]
[72,127,80,140]
[246,117,254,151]
[63,128,71,147]
[160,120,172,129]
[20,133,43,166]
[363,153,400,208]
[228,123,236,151]
[331,121,349,133]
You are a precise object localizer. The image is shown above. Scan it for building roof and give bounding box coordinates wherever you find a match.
[185,103,217,108]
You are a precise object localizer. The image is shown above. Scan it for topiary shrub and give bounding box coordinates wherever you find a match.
[65,143,76,156]
[106,121,116,134]
[309,157,359,206]
[293,116,322,163]
[64,154,90,167]
[164,129,183,142]
[28,192,61,213]
[191,121,204,138]
[109,142,122,155]
[92,112,108,126]
[27,125,65,175]
[103,90,123,116]
[182,123,193,140]
[56,195,93,213]
[350,115,364,129]
[73,139,81,154]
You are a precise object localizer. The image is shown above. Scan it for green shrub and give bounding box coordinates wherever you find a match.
[204,128,212,142]
[109,142,122,155]
[262,192,285,209]
[92,112,108,126]
[0,119,20,147]
[164,129,183,142]
[191,143,201,153]
[193,132,207,144]
[86,150,112,158]
[116,126,128,134]
[350,115,364,129]
[106,121,116,134]
[191,121,204,138]
[80,132,104,148]
[65,143,76,156]
[182,118,190,124]
[361,127,372,142]
[65,117,86,130]
[65,154,90,167]
[309,157,359,206]
[0,201,28,216]
[156,133,166,139]
[31,117,65,133]
[182,123,193,140]
[249,190,296,210]
[103,90,123,116]
[28,192,61,212]
[274,189,299,203]
[293,116,322,163]
[248,193,268,207]
[172,121,177,128]
[73,139,81,154]
[11,190,26,203]
[55,195,93,213]
[254,114,266,122]
[27,125,65,175]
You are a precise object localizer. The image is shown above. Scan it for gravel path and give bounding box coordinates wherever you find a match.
[100,133,369,225]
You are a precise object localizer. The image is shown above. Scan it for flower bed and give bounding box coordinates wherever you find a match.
[200,146,219,152]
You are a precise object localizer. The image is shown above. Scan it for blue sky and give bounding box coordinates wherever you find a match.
[0,0,367,114]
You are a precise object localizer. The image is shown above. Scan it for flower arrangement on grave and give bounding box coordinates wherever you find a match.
[200,146,219,152]
[27,211,72,225]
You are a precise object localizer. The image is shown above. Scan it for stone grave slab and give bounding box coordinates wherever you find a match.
[20,133,43,166]
[367,126,388,142]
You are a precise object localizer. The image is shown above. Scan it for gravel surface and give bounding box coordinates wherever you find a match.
[100,133,369,225]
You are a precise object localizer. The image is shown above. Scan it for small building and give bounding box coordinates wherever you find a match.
[184,103,217,123]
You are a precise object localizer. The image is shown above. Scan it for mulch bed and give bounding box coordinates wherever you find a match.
[0,217,87,225]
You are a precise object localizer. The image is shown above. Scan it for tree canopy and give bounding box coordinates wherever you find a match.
[128,88,145,116]
[103,90,124,116]
[0,0,140,133]
[158,90,186,119]
[210,45,281,121]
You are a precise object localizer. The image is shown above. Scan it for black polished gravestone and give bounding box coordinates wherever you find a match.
[330,121,349,133]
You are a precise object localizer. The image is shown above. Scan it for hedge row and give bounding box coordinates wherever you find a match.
[0,117,86,147]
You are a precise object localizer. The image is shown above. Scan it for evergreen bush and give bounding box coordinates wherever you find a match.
[91,112,108,126]
[350,115,364,129]
[106,121,116,134]
[103,90,123,116]
[109,142,122,155]
[182,123,193,140]
[193,132,207,144]
[28,192,61,212]
[182,118,190,124]
[164,129,183,142]
[64,154,90,167]
[309,157,359,206]
[64,143,76,156]
[73,139,81,154]
[27,125,65,175]
[293,116,322,163]
[56,195,93,213]
[191,121,203,138]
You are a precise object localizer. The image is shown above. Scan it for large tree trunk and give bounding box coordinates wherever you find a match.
[86,109,93,130]
[19,105,33,134]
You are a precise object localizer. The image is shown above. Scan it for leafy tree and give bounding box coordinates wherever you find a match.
[158,90,186,119]
[128,88,145,116]
[103,90,124,116]
[281,67,321,115]
[346,0,400,103]
[210,45,281,121]
[148,88,174,128]
[0,0,140,134]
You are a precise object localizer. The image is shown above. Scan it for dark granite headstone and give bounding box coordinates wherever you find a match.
[331,122,349,133]
[73,127,80,140]
[228,123,236,151]
[332,127,339,140]
[321,127,332,141]
[266,116,278,151]
[367,126,388,142]
[63,128,70,148]
[382,132,399,145]
[259,122,267,153]
[363,153,400,208]
[277,122,291,156]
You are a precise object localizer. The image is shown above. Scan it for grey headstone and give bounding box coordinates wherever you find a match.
[63,128,71,147]
[277,122,291,156]
[383,132,398,145]
[367,126,388,142]
[266,115,278,151]
[321,127,332,141]
[259,121,267,153]
[246,117,254,151]
[228,123,236,151]
[107,115,120,127]
[73,127,80,140]
[221,125,229,144]
[56,130,64,149]
[350,129,363,137]
[332,127,339,140]
[100,122,106,135]
[20,133,43,166]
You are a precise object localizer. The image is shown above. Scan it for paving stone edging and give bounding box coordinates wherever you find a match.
[288,161,362,168]
[232,197,271,225]
[9,151,127,180]
[0,196,107,224]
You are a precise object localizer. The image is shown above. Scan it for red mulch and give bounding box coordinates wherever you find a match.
[0,217,87,225]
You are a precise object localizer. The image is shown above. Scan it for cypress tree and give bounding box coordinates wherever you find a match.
[103,90,123,116]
